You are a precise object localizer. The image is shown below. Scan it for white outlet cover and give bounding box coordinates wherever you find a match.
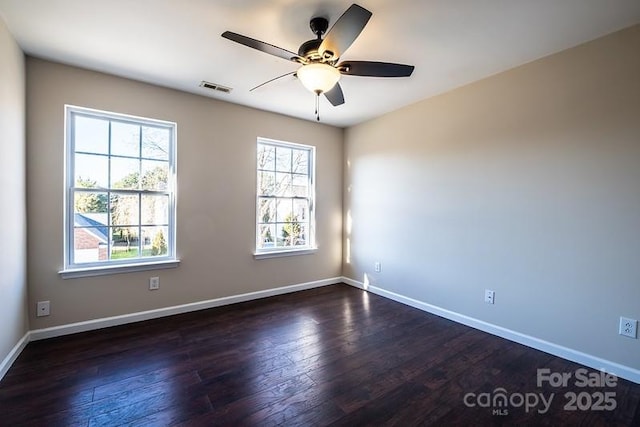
[484,290,495,304]
[149,277,160,290]
[619,317,638,338]
[37,301,50,317]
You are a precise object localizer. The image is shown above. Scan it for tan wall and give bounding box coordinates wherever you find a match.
[344,25,640,369]
[26,58,343,329]
[0,18,28,366]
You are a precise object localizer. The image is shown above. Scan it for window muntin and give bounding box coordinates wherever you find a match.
[256,138,315,253]
[65,106,176,270]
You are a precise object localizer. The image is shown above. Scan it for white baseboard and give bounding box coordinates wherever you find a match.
[1,277,341,380]
[1,277,342,381]
[342,277,640,385]
[30,277,342,341]
[0,332,30,381]
[11,276,637,385]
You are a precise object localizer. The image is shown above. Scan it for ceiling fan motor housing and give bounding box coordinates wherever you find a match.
[298,39,321,60]
[298,17,335,61]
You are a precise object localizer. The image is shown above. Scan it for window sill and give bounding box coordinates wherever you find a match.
[254,248,317,260]
[59,259,180,279]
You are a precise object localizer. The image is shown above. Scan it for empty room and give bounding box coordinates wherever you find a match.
[1,1,639,425]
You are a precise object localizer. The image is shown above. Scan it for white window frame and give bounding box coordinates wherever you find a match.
[60,105,179,278]
[255,137,316,259]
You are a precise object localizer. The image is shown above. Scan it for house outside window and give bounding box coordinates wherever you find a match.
[63,105,177,275]
[256,138,315,256]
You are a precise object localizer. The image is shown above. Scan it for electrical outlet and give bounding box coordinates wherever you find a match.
[37,301,50,317]
[619,317,638,338]
[484,290,495,304]
[149,277,160,290]
[374,262,381,273]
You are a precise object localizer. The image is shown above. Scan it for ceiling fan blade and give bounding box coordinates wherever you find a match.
[250,71,297,92]
[319,4,372,60]
[222,31,302,63]
[338,61,415,77]
[324,83,345,106]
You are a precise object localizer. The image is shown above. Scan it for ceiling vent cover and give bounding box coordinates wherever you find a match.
[199,81,232,94]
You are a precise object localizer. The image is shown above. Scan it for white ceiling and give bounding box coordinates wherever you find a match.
[1,1,639,128]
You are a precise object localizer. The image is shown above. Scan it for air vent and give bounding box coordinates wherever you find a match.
[199,81,233,94]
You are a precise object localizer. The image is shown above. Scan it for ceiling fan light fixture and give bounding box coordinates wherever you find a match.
[222,3,413,120]
[297,63,341,94]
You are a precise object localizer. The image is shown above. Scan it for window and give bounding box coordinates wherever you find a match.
[63,106,177,275]
[256,138,315,255]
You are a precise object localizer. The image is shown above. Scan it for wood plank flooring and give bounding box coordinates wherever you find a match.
[1,284,638,426]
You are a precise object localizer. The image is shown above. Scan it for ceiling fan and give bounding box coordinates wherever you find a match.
[222,3,415,121]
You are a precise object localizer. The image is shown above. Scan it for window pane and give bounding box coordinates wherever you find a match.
[141,160,169,191]
[258,171,276,196]
[142,194,169,225]
[291,149,308,174]
[111,226,139,260]
[276,147,291,172]
[142,127,169,160]
[275,173,292,197]
[111,157,140,189]
[111,121,140,157]
[292,174,308,197]
[75,116,108,154]
[73,227,108,264]
[296,224,309,246]
[110,193,139,226]
[142,226,168,257]
[257,144,275,171]
[74,191,108,215]
[75,153,108,188]
[277,221,303,246]
[293,199,309,221]
[284,222,301,246]
[73,207,109,262]
[258,197,276,224]
[275,223,287,247]
[258,224,276,248]
[276,198,293,223]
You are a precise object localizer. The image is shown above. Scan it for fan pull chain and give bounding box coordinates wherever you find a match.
[315,92,320,121]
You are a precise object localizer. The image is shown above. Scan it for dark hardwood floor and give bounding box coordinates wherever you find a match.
[1,284,638,426]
